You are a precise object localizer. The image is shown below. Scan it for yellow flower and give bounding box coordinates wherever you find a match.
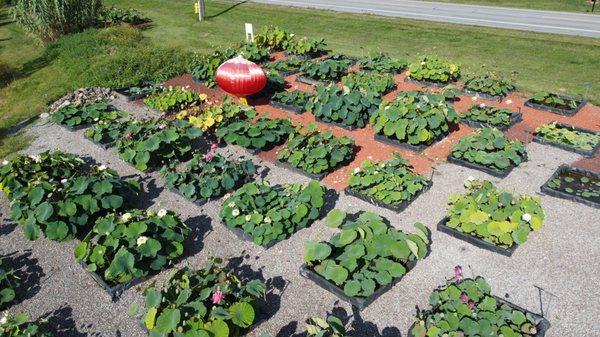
[449,64,459,73]
[215,115,223,122]
[199,93,208,100]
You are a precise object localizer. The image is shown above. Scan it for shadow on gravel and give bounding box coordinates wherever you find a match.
[1,250,44,304]
[42,304,96,337]
[184,215,213,257]
[0,222,17,235]
[226,254,287,324]
[320,188,339,219]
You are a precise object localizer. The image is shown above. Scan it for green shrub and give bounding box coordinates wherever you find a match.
[144,86,207,113]
[255,26,296,51]
[451,128,526,171]
[215,113,294,151]
[0,260,16,310]
[100,6,150,25]
[272,90,313,109]
[52,101,124,128]
[11,0,102,42]
[341,71,396,97]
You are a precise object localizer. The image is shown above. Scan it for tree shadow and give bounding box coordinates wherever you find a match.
[1,250,45,305]
[205,0,249,19]
[226,254,287,324]
[0,222,17,236]
[183,214,213,257]
[319,187,339,219]
[349,306,402,337]
[41,304,98,337]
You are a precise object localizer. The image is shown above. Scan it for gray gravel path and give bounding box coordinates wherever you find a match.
[0,97,599,337]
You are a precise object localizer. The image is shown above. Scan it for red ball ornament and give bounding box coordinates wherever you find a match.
[215,55,267,97]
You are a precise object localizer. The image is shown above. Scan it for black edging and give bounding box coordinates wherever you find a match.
[114,90,150,102]
[374,132,448,153]
[222,224,283,249]
[168,187,211,208]
[87,137,115,150]
[269,101,305,114]
[446,153,526,178]
[300,259,418,310]
[463,89,509,102]
[274,160,327,181]
[460,111,523,132]
[344,179,433,214]
[283,51,327,60]
[78,261,147,301]
[314,116,362,131]
[407,295,550,337]
[540,165,600,209]
[296,75,329,86]
[191,76,206,85]
[524,98,586,116]
[60,123,90,132]
[533,122,600,158]
[404,77,453,89]
[436,218,517,257]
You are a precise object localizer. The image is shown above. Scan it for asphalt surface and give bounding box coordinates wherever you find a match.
[0,95,599,336]
[250,0,600,38]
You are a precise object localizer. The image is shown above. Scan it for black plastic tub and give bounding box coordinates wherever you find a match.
[314,116,363,131]
[463,89,510,102]
[300,259,417,310]
[168,187,211,208]
[436,218,518,256]
[114,89,150,102]
[540,165,600,209]
[446,153,526,178]
[283,51,327,60]
[61,123,91,132]
[533,123,600,158]
[274,160,327,181]
[269,101,305,114]
[296,75,329,86]
[524,97,586,116]
[87,137,115,150]
[374,132,448,153]
[344,179,432,214]
[404,77,453,89]
[222,223,283,249]
[407,295,550,337]
[460,111,522,132]
[78,261,147,301]
[191,76,207,85]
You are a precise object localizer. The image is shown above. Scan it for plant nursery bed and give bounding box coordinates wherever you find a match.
[300,259,417,310]
[222,223,283,249]
[463,89,509,102]
[374,132,448,153]
[404,77,452,89]
[460,111,522,132]
[436,218,517,256]
[541,165,600,209]
[78,261,148,301]
[344,179,433,214]
[446,155,522,178]
[269,101,305,114]
[533,123,600,157]
[296,75,328,86]
[274,160,327,181]
[407,295,551,337]
[524,98,586,116]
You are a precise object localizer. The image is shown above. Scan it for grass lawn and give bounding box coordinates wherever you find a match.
[1,0,599,159]
[431,0,598,13]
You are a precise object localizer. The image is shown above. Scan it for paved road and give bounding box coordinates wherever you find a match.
[250,0,600,38]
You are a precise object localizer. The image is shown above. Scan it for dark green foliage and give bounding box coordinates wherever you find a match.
[308,84,381,128]
[531,92,578,110]
[215,113,294,151]
[357,52,406,73]
[461,105,516,128]
[464,72,515,97]
[451,128,526,170]
[52,101,124,128]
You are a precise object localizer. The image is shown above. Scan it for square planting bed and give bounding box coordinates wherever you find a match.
[533,122,600,157]
[524,97,586,116]
[269,101,305,114]
[437,217,518,256]
[78,261,149,301]
[463,88,511,102]
[446,154,525,179]
[404,77,453,89]
[274,160,327,181]
[344,179,433,214]
[460,111,522,132]
[374,132,448,153]
[541,165,600,209]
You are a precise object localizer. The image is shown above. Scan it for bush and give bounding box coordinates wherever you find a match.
[11,0,102,42]
[100,6,150,25]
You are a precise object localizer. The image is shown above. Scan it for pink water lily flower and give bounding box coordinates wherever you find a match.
[454,265,463,281]
[212,289,224,304]
[460,294,469,303]
[203,153,214,161]
[211,143,218,150]
[468,301,475,309]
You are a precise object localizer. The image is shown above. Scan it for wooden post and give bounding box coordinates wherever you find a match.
[197,0,205,21]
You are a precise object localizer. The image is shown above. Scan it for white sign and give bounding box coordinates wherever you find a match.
[245,23,254,42]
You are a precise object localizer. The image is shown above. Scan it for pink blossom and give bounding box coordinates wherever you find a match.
[468,301,475,309]
[454,265,463,281]
[460,294,469,303]
[211,143,218,150]
[212,290,223,304]
[158,124,166,130]
[203,153,214,161]
[123,133,133,140]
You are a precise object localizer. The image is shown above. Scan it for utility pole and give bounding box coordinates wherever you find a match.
[593,0,597,13]
[197,0,206,21]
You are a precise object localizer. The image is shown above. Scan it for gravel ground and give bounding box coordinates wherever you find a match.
[0,97,599,337]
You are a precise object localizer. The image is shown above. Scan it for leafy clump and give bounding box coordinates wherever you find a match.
[265,58,306,76]
[341,71,396,98]
[305,210,430,298]
[307,84,381,128]
[116,119,203,171]
[231,42,271,64]
[285,37,327,57]
[451,128,526,171]
[272,90,313,111]
[178,97,247,134]
[52,101,124,128]
[0,260,15,310]
[255,26,296,51]
[215,113,294,151]
[535,122,599,152]
[0,311,53,337]
[546,169,599,202]
[277,124,355,176]
[220,180,325,246]
[460,105,517,128]
[144,86,207,113]
[299,58,351,82]
[357,52,406,73]
[348,154,429,208]
[191,50,229,88]
[446,180,544,249]
[406,55,460,84]
[84,117,137,146]
[101,6,151,25]
[370,91,459,146]
[161,153,256,203]
[463,72,515,97]
[140,258,266,337]
[530,92,578,111]
[412,274,540,337]
[117,82,162,98]
[75,209,190,285]
[306,315,349,337]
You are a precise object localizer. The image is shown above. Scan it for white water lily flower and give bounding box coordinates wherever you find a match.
[353,167,360,174]
[245,215,251,221]
[232,209,240,216]
[228,202,235,208]
[121,212,132,222]
[61,179,68,184]
[98,165,107,171]
[1,160,8,166]
[467,176,475,181]
[157,209,167,218]
[223,193,231,200]
[471,96,477,101]
[29,155,41,163]
[0,313,6,325]
[264,216,272,224]
[522,213,532,222]
[479,103,486,108]
[137,236,148,246]
[506,99,513,104]
[39,112,50,119]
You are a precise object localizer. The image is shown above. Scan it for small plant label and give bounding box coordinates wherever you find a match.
[245,23,254,42]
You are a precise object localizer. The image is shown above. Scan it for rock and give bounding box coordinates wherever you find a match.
[48,87,114,113]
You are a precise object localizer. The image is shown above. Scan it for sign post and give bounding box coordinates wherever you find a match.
[197,0,205,21]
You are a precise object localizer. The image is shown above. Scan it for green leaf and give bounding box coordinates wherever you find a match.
[229,302,255,328]
[324,209,346,228]
[343,280,361,297]
[35,202,54,222]
[305,242,332,262]
[154,308,180,333]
